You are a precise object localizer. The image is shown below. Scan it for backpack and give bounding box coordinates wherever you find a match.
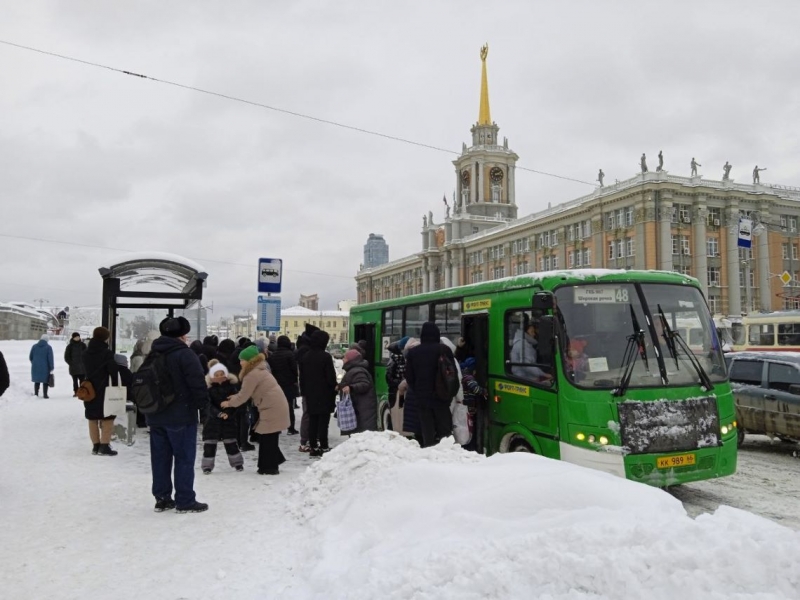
[131,349,177,415]
[435,345,460,403]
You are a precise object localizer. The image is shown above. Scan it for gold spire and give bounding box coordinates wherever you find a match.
[478,43,491,125]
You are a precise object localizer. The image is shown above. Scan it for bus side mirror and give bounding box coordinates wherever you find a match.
[532,291,554,311]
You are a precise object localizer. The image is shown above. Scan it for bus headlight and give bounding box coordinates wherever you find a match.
[588,435,596,443]
[599,436,609,445]
[576,433,586,441]
[721,425,729,435]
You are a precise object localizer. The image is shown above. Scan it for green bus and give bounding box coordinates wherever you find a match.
[349,269,737,487]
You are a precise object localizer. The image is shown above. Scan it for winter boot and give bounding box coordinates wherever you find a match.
[309,447,323,459]
[97,443,118,456]
[92,443,100,455]
[154,498,176,512]
[176,501,209,514]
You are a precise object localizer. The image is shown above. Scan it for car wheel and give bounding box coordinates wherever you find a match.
[737,427,745,447]
[509,438,534,453]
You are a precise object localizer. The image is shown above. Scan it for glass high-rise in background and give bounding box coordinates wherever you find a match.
[363,233,389,268]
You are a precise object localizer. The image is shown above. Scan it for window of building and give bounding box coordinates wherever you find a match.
[708,267,721,286]
[672,235,679,255]
[794,245,799,260]
[491,185,501,202]
[626,238,635,257]
[679,205,691,224]
[707,237,719,257]
[707,295,719,314]
[617,240,625,259]
[674,265,692,276]
[568,251,575,268]
[607,213,615,230]
[583,249,591,267]
[681,237,691,256]
[707,208,721,227]
[293,320,298,327]
[625,207,634,227]
[608,240,616,260]
[782,243,788,260]
[553,256,559,269]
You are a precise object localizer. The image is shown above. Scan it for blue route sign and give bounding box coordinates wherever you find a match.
[257,296,282,332]
[258,257,283,294]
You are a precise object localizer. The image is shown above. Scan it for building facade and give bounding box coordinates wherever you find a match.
[280,306,350,345]
[363,234,390,268]
[355,49,800,317]
[298,294,319,311]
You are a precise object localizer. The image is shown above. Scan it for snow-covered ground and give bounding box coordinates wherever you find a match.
[1,339,799,599]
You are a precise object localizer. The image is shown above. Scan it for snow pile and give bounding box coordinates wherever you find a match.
[288,431,480,519]
[287,433,800,600]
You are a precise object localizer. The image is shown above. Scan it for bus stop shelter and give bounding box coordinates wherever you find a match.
[98,253,208,352]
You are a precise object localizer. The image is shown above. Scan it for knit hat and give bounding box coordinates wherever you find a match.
[344,348,361,364]
[71,332,81,340]
[277,335,292,349]
[114,353,129,368]
[92,326,110,341]
[238,345,260,363]
[209,362,229,378]
[397,336,410,351]
[159,316,191,338]
[460,357,477,371]
[255,337,269,353]
[40,334,50,341]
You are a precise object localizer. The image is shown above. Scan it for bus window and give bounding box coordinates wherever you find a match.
[404,304,430,338]
[505,309,552,385]
[434,301,462,344]
[777,323,800,346]
[381,308,403,363]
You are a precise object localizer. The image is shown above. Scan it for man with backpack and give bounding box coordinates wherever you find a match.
[404,322,458,448]
[140,316,209,514]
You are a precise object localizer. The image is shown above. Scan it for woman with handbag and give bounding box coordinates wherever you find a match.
[221,345,290,475]
[29,334,54,398]
[81,327,120,456]
[338,348,378,433]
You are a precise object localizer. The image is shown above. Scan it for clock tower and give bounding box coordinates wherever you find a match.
[450,43,519,240]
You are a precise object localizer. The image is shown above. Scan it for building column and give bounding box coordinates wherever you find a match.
[444,254,452,288]
[422,260,429,294]
[470,163,477,204]
[758,224,771,312]
[726,207,742,316]
[428,262,437,291]
[659,203,674,271]
[477,161,484,203]
[693,201,708,297]
[508,165,516,205]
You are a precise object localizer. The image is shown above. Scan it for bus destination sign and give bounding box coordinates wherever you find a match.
[464,298,492,311]
[574,286,629,304]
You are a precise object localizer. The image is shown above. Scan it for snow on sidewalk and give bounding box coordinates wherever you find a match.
[1,339,799,600]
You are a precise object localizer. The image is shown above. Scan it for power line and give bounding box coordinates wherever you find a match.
[0,38,595,187]
[0,232,354,280]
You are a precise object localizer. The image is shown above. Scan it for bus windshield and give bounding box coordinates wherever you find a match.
[555,283,727,390]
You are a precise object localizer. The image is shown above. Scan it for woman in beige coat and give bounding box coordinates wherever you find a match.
[221,346,290,475]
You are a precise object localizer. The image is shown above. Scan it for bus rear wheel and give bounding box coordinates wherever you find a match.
[737,427,745,447]
[509,438,534,453]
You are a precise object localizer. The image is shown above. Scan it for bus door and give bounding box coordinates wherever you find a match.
[353,323,376,377]
[462,313,489,453]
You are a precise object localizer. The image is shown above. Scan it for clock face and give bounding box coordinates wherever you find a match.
[490,167,504,183]
[461,170,470,185]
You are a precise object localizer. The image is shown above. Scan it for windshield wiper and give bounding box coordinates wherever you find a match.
[613,304,646,397]
[657,305,714,391]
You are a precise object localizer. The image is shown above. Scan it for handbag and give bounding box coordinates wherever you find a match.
[104,376,127,418]
[48,373,55,388]
[337,392,358,435]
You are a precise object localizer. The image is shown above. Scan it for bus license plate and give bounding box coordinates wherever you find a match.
[656,453,696,469]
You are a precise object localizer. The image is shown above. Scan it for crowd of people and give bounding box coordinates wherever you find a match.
[6,316,488,514]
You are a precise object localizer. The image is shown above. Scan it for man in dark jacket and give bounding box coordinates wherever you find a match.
[268,335,300,435]
[0,350,9,397]
[295,323,320,450]
[405,322,455,448]
[147,316,209,514]
[64,332,87,396]
[298,329,337,457]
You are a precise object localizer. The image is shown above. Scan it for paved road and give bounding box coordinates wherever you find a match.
[669,435,800,530]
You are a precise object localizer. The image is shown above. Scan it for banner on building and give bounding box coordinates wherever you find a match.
[738,218,753,248]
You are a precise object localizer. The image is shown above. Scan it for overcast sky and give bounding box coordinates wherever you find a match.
[2,1,799,320]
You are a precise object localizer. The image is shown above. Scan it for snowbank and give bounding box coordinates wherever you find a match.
[287,432,800,600]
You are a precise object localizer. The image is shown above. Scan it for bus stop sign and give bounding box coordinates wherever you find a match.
[258,258,283,294]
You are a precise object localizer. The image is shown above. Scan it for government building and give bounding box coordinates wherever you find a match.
[355,48,800,317]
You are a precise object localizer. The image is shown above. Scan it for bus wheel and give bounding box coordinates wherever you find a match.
[509,438,534,453]
[737,427,745,447]
[381,406,392,432]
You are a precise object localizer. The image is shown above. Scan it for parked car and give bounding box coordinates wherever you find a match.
[725,351,800,446]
